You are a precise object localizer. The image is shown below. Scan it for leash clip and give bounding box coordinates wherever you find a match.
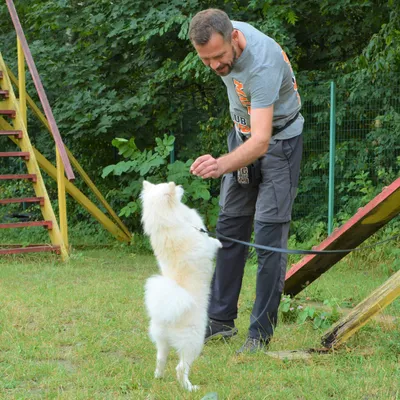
[193,226,209,234]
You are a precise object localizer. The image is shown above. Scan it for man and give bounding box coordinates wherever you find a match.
[189,9,303,353]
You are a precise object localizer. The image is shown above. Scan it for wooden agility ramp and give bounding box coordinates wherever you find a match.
[285,177,400,296]
[284,177,400,348]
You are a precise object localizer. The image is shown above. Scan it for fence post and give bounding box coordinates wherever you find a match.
[328,81,336,235]
[170,131,175,164]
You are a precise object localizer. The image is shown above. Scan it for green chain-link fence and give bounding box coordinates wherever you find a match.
[293,82,400,234]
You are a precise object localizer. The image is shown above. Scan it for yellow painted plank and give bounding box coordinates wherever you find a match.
[57,147,68,250]
[35,151,131,243]
[7,66,49,130]
[321,269,400,348]
[66,150,131,238]
[17,39,27,128]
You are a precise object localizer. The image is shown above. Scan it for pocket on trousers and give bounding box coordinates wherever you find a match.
[219,174,228,209]
[219,173,258,216]
[272,180,292,220]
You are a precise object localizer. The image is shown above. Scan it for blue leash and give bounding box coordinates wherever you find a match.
[196,227,400,255]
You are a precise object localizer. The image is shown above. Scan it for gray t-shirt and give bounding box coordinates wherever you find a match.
[221,21,304,142]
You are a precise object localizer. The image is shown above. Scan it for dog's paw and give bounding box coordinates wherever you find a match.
[211,238,222,249]
[186,383,199,392]
[154,369,164,379]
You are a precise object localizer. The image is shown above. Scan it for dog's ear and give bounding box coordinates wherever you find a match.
[143,180,152,189]
[168,181,176,193]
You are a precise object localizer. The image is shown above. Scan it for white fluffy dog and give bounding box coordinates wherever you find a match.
[141,181,221,391]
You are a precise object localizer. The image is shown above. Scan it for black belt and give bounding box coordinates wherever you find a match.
[238,111,301,142]
[272,111,300,135]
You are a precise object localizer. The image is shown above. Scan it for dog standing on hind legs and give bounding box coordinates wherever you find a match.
[141,181,222,391]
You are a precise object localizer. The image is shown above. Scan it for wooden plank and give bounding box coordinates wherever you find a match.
[0,220,52,229]
[0,89,9,98]
[285,178,400,297]
[0,174,36,181]
[0,245,60,255]
[0,130,23,138]
[56,147,68,249]
[0,243,52,248]
[321,270,400,348]
[0,197,44,205]
[0,151,29,159]
[0,109,15,117]
[17,38,27,128]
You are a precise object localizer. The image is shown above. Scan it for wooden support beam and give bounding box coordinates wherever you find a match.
[285,178,400,297]
[321,269,400,348]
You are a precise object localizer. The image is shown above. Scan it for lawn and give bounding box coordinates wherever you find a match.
[0,244,399,399]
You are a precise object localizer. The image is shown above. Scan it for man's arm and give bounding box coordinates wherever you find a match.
[190,105,274,179]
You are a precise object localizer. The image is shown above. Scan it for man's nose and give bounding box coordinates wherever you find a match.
[210,60,220,70]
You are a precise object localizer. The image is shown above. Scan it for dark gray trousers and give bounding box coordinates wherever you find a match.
[208,132,303,341]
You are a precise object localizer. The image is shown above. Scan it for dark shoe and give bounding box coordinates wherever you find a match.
[236,336,270,354]
[205,319,238,343]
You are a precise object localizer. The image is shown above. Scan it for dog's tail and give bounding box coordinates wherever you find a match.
[145,275,195,324]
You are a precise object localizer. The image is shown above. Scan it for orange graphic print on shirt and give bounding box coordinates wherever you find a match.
[232,49,300,136]
[233,79,251,134]
[281,49,301,105]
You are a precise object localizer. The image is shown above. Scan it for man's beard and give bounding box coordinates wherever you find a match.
[214,46,238,76]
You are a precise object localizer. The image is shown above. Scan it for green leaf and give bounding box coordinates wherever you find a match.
[297,309,309,324]
[102,164,116,178]
[281,302,291,313]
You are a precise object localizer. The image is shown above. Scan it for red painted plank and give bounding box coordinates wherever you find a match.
[0,197,44,205]
[0,90,9,98]
[5,0,75,181]
[285,177,400,297]
[0,174,36,181]
[0,220,52,229]
[0,243,50,247]
[0,245,60,255]
[0,109,16,117]
[0,130,23,138]
[0,151,30,160]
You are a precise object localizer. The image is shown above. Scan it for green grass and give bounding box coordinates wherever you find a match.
[0,245,399,399]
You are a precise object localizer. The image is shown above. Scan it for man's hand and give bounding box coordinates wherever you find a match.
[190,106,274,179]
[190,154,223,179]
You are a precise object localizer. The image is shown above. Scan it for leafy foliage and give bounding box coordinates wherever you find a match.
[280,295,341,330]
[102,134,219,231]
[0,0,398,237]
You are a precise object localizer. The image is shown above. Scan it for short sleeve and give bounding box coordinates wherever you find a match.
[249,64,284,109]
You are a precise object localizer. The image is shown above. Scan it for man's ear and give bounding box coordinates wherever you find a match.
[231,29,239,42]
